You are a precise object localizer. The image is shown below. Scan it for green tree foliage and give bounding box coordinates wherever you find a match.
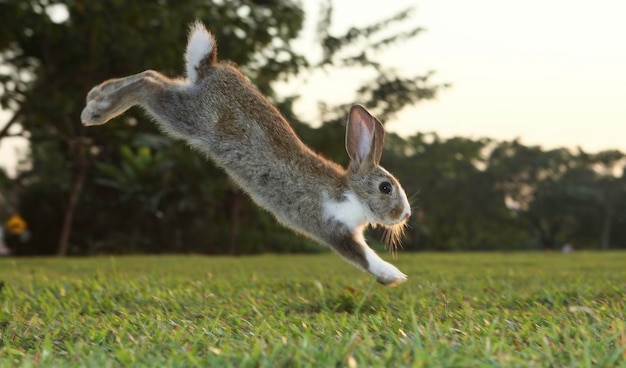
[487,143,626,250]
[0,0,444,254]
[0,0,310,254]
[1,1,624,255]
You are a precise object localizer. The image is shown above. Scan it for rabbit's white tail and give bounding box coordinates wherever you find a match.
[185,22,216,84]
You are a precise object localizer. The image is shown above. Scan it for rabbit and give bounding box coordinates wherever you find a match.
[81,22,412,286]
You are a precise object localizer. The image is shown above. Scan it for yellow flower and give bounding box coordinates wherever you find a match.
[6,214,27,235]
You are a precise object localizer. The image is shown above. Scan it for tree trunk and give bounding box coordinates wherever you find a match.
[228,189,243,255]
[57,139,89,256]
[600,212,612,251]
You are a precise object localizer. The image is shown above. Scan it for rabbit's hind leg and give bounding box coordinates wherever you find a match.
[81,70,166,126]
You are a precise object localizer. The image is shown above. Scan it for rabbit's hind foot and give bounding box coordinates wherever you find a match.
[81,82,116,126]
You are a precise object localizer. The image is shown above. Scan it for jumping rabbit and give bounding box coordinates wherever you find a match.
[81,22,412,286]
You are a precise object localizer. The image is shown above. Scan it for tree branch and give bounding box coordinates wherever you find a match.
[0,112,20,140]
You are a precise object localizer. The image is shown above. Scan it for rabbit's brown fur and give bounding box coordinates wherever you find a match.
[81,22,411,285]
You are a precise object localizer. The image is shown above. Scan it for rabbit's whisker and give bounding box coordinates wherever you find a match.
[381,222,407,257]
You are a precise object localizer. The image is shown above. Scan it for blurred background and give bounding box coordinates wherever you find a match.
[0,0,624,256]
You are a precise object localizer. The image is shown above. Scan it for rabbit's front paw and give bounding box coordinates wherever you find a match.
[370,259,407,287]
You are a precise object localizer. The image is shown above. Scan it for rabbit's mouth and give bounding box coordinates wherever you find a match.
[381,217,408,228]
[366,204,408,228]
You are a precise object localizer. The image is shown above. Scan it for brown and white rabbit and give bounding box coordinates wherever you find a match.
[81,22,411,286]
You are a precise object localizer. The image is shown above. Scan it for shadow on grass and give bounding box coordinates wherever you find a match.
[289,290,388,315]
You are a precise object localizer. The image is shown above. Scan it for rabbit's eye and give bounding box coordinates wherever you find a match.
[379,181,392,194]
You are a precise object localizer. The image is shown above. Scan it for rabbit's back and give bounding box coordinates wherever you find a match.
[188,64,347,231]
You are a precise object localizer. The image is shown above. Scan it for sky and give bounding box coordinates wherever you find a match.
[282,0,626,152]
[1,0,625,174]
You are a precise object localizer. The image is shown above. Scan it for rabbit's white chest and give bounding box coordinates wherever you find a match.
[321,191,368,230]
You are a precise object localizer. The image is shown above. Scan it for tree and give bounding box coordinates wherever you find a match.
[487,141,579,249]
[488,142,626,251]
[0,0,306,254]
[576,150,626,250]
[0,1,444,255]
[390,134,525,251]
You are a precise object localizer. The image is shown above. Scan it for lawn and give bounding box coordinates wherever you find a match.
[0,252,625,367]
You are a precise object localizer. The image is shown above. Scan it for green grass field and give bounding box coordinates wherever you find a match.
[0,252,625,367]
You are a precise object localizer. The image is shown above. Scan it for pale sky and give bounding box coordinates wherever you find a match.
[1,0,625,174]
[285,0,626,152]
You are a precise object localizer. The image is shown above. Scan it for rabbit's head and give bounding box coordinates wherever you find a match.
[345,105,411,248]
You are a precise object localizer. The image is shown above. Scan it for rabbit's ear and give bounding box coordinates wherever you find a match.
[346,104,385,170]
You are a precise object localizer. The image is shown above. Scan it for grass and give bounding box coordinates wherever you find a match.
[0,252,625,367]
